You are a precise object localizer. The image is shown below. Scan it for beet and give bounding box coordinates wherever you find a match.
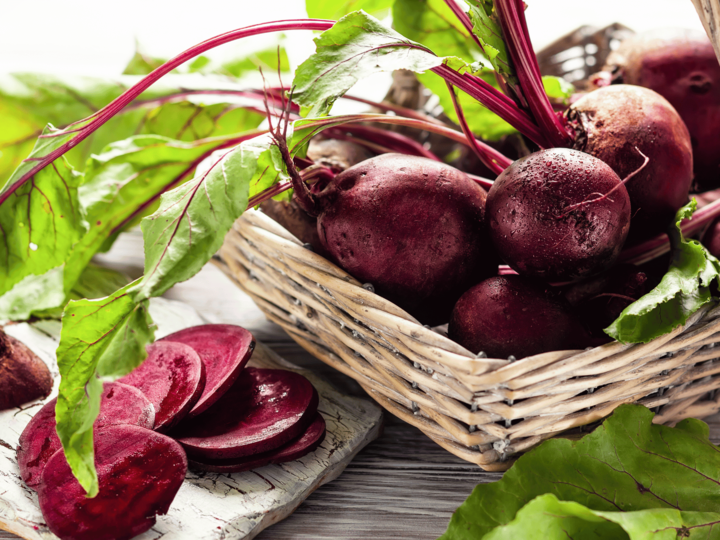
[260,198,330,257]
[603,29,720,191]
[0,330,52,410]
[448,276,589,359]
[38,425,186,540]
[119,341,205,432]
[188,412,326,473]
[160,324,255,418]
[173,367,319,460]
[315,153,497,325]
[701,217,720,258]
[567,85,693,244]
[306,138,374,173]
[17,381,155,490]
[486,148,631,282]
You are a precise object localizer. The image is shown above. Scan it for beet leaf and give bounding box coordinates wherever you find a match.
[440,404,720,539]
[606,199,720,344]
[305,0,393,20]
[466,0,518,88]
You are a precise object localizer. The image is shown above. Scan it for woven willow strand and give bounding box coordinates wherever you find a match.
[216,210,720,470]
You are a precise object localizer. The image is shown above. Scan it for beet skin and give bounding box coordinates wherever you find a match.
[567,85,693,244]
[448,276,589,359]
[486,148,631,282]
[604,29,720,191]
[0,331,52,410]
[316,153,497,325]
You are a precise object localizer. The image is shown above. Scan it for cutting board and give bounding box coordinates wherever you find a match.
[0,297,384,540]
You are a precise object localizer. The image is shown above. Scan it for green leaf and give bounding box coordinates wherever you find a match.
[122,49,171,76]
[542,75,574,102]
[481,494,720,540]
[306,0,393,20]
[55,281,154,496]
[439,404,720,540]
[293,11,443,116]
[69,264,130,301]
[0,266,66,320]
[466,1,517,86]
[606,200,720,343]
[135,131,278,299]
[0,155,86,298]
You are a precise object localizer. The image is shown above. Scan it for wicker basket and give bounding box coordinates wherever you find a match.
[215,210,720,471]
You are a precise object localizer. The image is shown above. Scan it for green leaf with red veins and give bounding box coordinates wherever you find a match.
[0,154,85,300]
[135,131,279,300]
[466,0,517,87]
[55,280,155,497]
[292,11,444,117]
[439,404,720,540]
[305,0,393,21]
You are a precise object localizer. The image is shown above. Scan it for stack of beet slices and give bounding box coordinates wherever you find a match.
[16,324,326,540]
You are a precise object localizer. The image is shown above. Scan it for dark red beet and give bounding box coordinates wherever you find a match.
[0,331,52,410]
[160,324,255,418]
[188,413,326,473]
[567,85,693,244]
[604,29,720,191]
[119,341,205,432]
[260,199,331,258]
[702,217,720,258]
[38,425,186,540]
[306,138,374,173]
[448,276,589,359]
[486,148,631,282]
[173,367,319,460]
[315,153,497,325]
[17,382,155,490]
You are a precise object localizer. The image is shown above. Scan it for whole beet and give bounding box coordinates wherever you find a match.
[603,30,720,191]
[0,330,52,410]
[448,276,589,359]
[486,148,631,282]
[566,85,693,244]
[315,153,497,325]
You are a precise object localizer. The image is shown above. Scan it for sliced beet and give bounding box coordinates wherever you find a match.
[173,367,319,460]
[38,425,186,540]
[160,324,255,418]
[119,341,205,432]
[17,381,155,490]
[0,330,53,410]
[188,413,326,473]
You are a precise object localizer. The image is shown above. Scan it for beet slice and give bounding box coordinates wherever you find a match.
[173,367,319,460]
[160,324,255,418]
[189,413,326,473]
[0,330,52,410]
[38,425,187,540]
[119,341,205,432]
[17,381,155,490]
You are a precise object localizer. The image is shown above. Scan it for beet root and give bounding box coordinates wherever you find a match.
[567,85,693,244]
[260,198,331,257]
[38,425,186,540]
[306,138,374,173]
[448,276,590,359]
[173,367,319,460]
[604,29,720,191]
[486,148,631,282]
[0,331,52,410]
[160,324,255,418]
[315,153,498,325]
[119,341,205,432]
[188,412,326,473]
[17,381,155,490]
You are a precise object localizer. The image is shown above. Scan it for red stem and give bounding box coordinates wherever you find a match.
[445,82,511,175]
[339,124,441,161]
[0,19,334,207]
[494,0,572,147]
[443,0,483,49]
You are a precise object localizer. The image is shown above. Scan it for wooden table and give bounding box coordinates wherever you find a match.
[3,230,720,539]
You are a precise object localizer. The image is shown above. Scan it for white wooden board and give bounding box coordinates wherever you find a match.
[0,298,384,540]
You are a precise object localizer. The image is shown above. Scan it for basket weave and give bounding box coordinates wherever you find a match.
[216,210,720,471]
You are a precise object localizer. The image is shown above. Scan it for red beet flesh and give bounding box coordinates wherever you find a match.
[161,324,255,418]
[567,85,693,244]
[486,148,631,282]
[316,153,497,325]
[188,412,326,473]
[173,367,319,460]
[38,425,187,540]
[17,382,155,490]
[605,29,720,191]
[448,276,589,359]
[119,341,205,432]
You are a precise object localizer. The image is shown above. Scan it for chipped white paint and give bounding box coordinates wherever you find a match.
[0,298,383,540]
